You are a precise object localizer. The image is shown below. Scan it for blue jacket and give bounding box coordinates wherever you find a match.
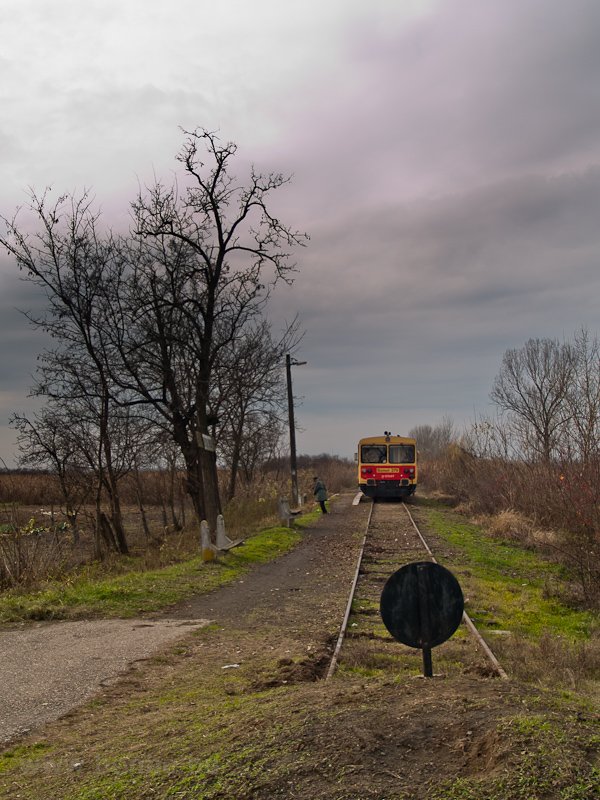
[314,479,327,502]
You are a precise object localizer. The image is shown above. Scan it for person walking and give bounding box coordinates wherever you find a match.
[313,476,328,514]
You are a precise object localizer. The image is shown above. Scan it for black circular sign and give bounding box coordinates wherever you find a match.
[380,561,464,649]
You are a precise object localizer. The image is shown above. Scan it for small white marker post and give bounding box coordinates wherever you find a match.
[200,520,217,562]
[216,514,243,551]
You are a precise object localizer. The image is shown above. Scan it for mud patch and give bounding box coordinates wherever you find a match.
[251,651,331,690]
[462,728,507,775]
[246,675,533,799]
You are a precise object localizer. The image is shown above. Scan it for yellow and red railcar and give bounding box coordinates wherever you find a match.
[357,432,417,499]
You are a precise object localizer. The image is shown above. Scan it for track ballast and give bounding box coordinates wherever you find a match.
[326,498,508,681]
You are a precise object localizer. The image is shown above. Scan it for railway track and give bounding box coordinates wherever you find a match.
[326,498,508,681]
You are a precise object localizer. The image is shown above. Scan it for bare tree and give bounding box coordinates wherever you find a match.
[24,347,149,557]
[214,318,302,500]
[490,338,574,462]
[151,434,187,531]
[409,416,456,459]
[1,192,131,554]
[237,413,285,487]
[2,129,306,537]
[11,406,90,542]
[462,412,516,460]
[564,327,600,464]
[123,128,307,527]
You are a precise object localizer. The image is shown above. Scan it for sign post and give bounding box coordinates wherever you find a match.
[380,561,464,677]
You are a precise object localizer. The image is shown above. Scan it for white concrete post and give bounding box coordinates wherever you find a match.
[216,514,235,550]
[200,520,216,562]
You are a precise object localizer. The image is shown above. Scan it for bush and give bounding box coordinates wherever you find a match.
[420,450,600,608]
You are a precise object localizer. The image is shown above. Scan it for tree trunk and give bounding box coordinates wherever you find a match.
[184,447,207,527]
[199,445,221,530]
[93,487,105,560]
[103,477,129,554]
[134,469,152,540]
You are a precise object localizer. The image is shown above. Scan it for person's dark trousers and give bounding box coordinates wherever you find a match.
[319,501,328,513]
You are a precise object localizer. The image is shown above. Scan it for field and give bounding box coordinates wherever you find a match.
[0,461,355,595]
[0,491,598,799]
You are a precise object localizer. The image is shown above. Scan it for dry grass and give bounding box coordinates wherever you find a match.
[420,451,600,608]
[0,459,357,592]
[476,509,537,545]
[496,629,600,691]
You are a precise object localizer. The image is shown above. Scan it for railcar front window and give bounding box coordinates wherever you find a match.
[389,445,415,464]
[361,445,387,463]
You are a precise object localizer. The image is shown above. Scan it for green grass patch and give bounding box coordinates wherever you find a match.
[293,507,324,527]
[1,497,597,800]
[422,507,596,640]
[44,679,309,800]
[431,712,600,800]
[0,742,51,775]
[0,524,302,623]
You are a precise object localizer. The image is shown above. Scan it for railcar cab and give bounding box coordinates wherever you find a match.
[356,431,417,499]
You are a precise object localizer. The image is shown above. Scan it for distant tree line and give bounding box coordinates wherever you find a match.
[1,128,306,558]
[469,330,600,464]
[408,416,456,459]
[262,453,353,473]
[408,330,600,467]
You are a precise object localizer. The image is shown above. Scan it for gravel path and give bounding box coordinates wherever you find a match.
[0,615,210,743]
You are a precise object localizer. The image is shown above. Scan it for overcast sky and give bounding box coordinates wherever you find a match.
[2,0,600,463]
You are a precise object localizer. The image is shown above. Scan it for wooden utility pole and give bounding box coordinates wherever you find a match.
[286,354,306,508]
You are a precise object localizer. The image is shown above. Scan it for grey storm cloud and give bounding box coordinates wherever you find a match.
[275,163,600,440]
[3,0,600,460]
[272,0,600,208]
[0,269,47,383]
[294,168,600,315]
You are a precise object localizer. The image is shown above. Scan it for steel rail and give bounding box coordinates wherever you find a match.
[402,502,509,680]
[324,500,375,681]
[325,498,509,681]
